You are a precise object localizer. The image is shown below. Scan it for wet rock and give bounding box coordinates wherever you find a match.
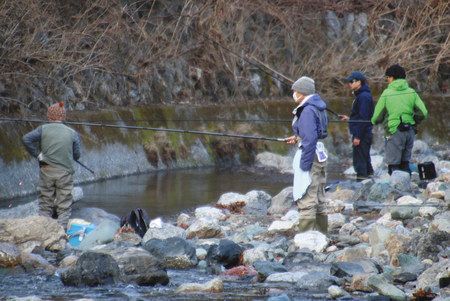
[331,262,365,278]
[268,187,294,215]
[267,294,291,301]
[195,206,226,221]
[255,152,292,174]
[430,211,450,233]
[20,252,55,275]
[101,246,169,286]
[417,259,450,290]
[297,271,339,292]
[294,231,328,253]
[185,218,223,239]
[190,139,212,166]
[266,271,308,283]
[143,237,197,269]
[61,252,120,287]
[253,260,288,282]
[142,222,185,243]
[328,285,348,298]
[244,190,272,215]
[390,171,411,192]
[78,220,120,250]
[59,255,78,269]
[0,242,21,267]
[176,277,223,293]
[206,239,243,270]
[70,207,120,225]
[222,265,257,278]
[0,216,66,252]
[367,274,407,301]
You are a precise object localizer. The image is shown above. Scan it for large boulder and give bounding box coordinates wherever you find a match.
[143,237,197,269]
[255,152,292,174]
[0,216,66,251]
[70,207,120,225]
[78,220,120,250]
[268,187,294,215]
[206,239,243,270]
[61,252,120,286]
[390,170,411,192]
[100,247,169,286]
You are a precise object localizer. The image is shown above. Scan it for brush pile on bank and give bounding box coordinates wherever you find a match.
[0,0,448,115]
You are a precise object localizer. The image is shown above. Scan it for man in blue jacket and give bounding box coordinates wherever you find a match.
[340,71,374,181]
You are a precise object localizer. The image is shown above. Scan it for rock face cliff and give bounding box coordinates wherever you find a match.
[0,0,448,115]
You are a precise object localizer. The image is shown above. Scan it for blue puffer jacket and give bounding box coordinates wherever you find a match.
[349,83,374,139]
[292,94,327,171]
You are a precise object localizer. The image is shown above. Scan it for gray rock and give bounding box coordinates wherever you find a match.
[390,206,419,220]
[0,242,21,267]
[142,222,185,243]
[70,207,120,225]
[244,190,272,215]
[417,259,450,290]
[297,271,340,292]
[267,294,291,301]
[325,11,342,40]
[268,187,294,215]
[206,239,243,270]
[331,262,365,278]
[411,231,450,261]
[430,211,450,233]
[61,252,120,287]
[143,237,197,269]
[185,218,223,239]
[253,260,288,282]
[367,274,407,301]
[100,246,169,286]
[390,171,411,192]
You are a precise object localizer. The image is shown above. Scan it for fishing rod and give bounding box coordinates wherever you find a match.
[0,117,288,142]
[0,116,371,124]
[76,160,95,174]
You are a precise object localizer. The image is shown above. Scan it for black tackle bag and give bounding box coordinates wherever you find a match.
[120,208,150,237]
[418,161,437,180]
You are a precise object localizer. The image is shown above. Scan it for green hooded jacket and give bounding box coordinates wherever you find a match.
[371,79,428,135]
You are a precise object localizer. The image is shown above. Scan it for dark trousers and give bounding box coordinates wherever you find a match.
[353,135,374,178]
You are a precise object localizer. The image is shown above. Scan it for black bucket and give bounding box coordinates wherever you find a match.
[418,161,437,180]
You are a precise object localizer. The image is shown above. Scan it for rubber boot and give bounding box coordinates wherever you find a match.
[388,164,400,175]
[297,219,316,233]
[400,161,411,175]
[315,214,328,235]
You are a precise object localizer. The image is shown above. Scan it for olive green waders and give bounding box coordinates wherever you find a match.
[38,164,74,228]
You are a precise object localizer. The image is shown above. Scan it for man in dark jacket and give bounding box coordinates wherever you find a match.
[340,71,374,181]
[22,102,81,228]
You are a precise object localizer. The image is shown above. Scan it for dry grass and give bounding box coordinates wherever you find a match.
[0,0,448,112]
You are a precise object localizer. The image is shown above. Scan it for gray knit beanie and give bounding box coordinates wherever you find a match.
[292,76,315,95]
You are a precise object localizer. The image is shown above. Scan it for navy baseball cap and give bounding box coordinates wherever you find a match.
[346,71,366,82]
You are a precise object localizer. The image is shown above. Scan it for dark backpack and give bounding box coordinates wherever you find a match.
[313,107,328,139]
[120,208,150,238]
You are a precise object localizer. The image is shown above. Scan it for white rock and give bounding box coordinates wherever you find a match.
[195,206,227,221]
[196,248,207,260]
[266,271,308,283]
[268,220,297,233]
[185,218,223,239]
[294,231,328,253]
[142,222,185,243]
[328,285,347,298]
[281,210,300,222]
[419,206,438,218]
[176,277,223,293]
[216,192,249,207]
[242,248,267,265]
[429,212,450,233]
[396,195,423,206]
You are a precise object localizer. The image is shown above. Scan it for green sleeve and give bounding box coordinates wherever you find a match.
[371,94,387,125]
[414,92,428,120]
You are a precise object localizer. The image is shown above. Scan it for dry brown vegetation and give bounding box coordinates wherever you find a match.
[0,0,448,113]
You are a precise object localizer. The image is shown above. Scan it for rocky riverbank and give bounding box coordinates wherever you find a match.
[0,139,449,300]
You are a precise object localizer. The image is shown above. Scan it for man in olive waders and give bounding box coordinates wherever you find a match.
[371,64,428,175]
[22,102,81,228]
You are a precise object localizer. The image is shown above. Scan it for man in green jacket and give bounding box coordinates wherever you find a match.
[371,64,428,175]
